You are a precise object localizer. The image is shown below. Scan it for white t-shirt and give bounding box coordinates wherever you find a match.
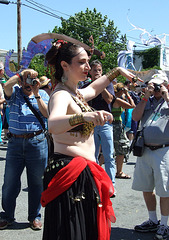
[0,84,4,99]
[141,96,169,145]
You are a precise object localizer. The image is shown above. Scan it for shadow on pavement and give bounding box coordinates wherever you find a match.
[126,162,136,166]
[4,222,30,230]
[111,227,155,240]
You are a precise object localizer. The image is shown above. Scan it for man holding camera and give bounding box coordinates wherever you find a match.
[132,73,169,240]
[0,69,49,230]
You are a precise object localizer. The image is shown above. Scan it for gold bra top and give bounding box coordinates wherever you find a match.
[48,88,95,137]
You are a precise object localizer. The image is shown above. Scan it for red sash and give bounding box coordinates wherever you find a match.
[41,156,116,240]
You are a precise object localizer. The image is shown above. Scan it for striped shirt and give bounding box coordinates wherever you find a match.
[5,85,49,134]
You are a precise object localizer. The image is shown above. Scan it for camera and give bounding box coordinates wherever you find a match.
[26,75,37,86]
[153,83,161,92]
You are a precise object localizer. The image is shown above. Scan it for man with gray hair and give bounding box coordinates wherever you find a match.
[132,73,169,240]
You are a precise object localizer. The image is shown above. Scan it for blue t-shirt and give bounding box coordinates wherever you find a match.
[82,82,114,112]
[5,86,49,134]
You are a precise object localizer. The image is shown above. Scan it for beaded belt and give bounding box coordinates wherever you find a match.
[145,144,169,151]
[10,130,43,139]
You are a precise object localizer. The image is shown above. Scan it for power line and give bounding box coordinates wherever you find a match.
[2,0,167,49]
[24,1,169,49]
[22,2,63,20]
[27,0,71,17]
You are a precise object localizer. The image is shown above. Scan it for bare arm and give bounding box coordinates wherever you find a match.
[0,98,6,105]
[31,84,48,118]
[114,96,135,109]
[4,69,48,118]
[4,75,19,97]
[101,88,114,104]
[132,84,153,121]
[48,91,113,135]
[123,88,135,108]
[81,67,139,102]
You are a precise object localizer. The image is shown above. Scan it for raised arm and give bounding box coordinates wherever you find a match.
[4,69,48,118]
[81,67,140,102]
[132,84,153,121]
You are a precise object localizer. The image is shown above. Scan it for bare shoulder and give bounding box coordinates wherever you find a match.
[49,90,72,115]
[51,89,72,101]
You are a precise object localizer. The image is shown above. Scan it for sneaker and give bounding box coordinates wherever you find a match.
[154,225,169,240]
[0,220,13,230]
[30,219,42,230]
[134,219,159,232]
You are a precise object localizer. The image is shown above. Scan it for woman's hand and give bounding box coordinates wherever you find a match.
[117,67,144,83]
[83,110,113,126]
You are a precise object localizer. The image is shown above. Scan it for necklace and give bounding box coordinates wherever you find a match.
[71,91,93,112]
[62,83,92,112]
[57,83,95,136]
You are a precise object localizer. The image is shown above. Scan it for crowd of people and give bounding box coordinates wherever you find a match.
[0,39,168,240]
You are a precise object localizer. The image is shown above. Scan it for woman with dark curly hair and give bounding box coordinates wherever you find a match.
[41,40,137,240]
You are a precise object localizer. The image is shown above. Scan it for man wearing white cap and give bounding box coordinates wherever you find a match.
[132,73,169,240]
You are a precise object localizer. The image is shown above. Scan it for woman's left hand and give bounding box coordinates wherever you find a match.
[83,110,113,126]
[117,67,144,83]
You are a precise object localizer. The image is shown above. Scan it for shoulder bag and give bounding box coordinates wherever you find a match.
[23,96,54,159]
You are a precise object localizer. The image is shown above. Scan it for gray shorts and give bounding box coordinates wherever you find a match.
[113,121,130,156]
[132,146,169,197]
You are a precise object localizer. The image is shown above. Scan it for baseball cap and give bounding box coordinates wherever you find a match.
[149,73,168,85]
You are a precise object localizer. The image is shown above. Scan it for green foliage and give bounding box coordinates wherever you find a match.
[52,8,127,73]
[28,54,50,78]
[24,8,127,78]
[141,66,161,71]
[135,47,160,69]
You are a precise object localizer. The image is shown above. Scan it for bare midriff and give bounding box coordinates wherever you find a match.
[52,132,96,162]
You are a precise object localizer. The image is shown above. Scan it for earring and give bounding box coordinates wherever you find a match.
[61,75,68,83]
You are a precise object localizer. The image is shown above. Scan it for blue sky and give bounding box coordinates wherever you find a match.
[1,0,169,52]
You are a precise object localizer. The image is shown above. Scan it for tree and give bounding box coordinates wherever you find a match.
[52,8,127,74]
[135,46,160,69]
[29,55,50,78]
[27,8,127,81]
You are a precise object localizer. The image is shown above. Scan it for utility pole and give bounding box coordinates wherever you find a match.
[0,0,22,70]
[17,0,21,70]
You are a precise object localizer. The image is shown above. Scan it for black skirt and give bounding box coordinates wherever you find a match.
[42,153,98,240]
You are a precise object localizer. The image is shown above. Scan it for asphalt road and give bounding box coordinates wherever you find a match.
[0,138,161,240]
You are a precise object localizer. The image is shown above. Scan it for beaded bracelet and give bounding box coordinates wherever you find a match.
[106,68,120,82]
[69,113,85,126]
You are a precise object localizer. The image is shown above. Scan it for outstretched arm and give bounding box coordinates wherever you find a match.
[132,84,153,121]
[81,67,140,102]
